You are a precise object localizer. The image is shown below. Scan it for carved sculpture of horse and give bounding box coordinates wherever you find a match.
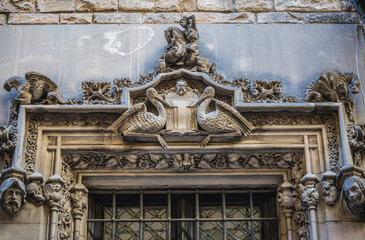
[305,71,360,118]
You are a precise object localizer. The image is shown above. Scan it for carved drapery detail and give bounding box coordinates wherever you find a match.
[62,152,302,170]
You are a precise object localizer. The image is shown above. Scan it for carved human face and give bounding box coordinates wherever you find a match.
[344,179,365,207]
[176,80,188,96]
[180,18,189,28]
[3,186,23,214]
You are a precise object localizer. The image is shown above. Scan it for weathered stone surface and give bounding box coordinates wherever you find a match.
[8,13,59,24]
[37,0,75,12]
[156,0,196,12]
[0,14,6,24]
[236,0,274,12]
[76,0,117,12]
[189,12,256,23]
[197,0,234,12]
[119,0,154,11]
[341,0,355,11]
[93,13,142,24]
[0,0,36,13]
[143,13,180,24]
[275,0,342,12]
[257,12,303,23]
[60,13,92,24]
[302,12,359,23]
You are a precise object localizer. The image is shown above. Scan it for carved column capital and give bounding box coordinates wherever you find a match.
[44,174,65,211]
[70,183,88,220]
[0,166,27,216]
[26,172,45,206]
[321,171,338,206]
[300,173,320,210]
[278,181,296,217]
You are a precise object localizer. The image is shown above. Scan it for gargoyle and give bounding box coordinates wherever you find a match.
[4,72,64,105]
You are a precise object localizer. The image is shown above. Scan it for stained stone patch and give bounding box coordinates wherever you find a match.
[143,13,180,24]
[37,0,75,12]
[60,13,93,24]
[75,0,117,12]
[0,0,36,13]
[197,0,234,12]
[302,12,359,23]
[187,12,256,23]
[119,0,155,11]
[274,0,342,12]
[156,0,197,12]
[0,14,6,24]
[235,0,274,12]
[93,13,142,24]
[8,13,59,24]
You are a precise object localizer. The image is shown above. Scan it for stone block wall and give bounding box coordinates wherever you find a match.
[0,0,359,25]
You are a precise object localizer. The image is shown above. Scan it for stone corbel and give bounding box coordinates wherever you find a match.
[338,165,365,218]
[0,166,27,216]
[26,172,45,206]
[300,173,320,240]
[70,183,88,240]
[321,171,338,206]
[278,181,295,240]
[44,174,65,240]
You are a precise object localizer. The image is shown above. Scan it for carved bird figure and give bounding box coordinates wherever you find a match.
[191,86,255,147]
[108,88,171,148]
[4,72,63,105]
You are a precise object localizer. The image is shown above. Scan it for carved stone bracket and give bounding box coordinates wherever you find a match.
[26,172,45,206]
[321,171,338,206]
[70,183,88,240]
[338,165,365,218]
[0,166,27,216]
[278,181,295,240]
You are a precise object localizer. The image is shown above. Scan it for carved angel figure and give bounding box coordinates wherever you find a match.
[305,71,360,118]
[4,72,64,105]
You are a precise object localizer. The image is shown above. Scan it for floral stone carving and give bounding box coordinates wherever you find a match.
[4,72,64,105]
[81,81,114,104]
[192,86,255,147]
[305,71,360,120]
[157,15,216,74]
[108,88,172,149]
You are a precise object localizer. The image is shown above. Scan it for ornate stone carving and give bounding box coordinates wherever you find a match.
[108,88,172,149]
[0,124,17,169]
[62,151,303,170]
[82,81,114,104]
[321,171,338,206]
[44,176,65,210]
[70,183,88,218]
[278,181,296,214]
[305,71,360,120]
[342,176,365,217]
[0,178,26,215]
[348,124,365,167]
[26,172,45,206]
[157,15,216,74]
[252,80,283,102]
[192,86,255,147]
[300,173,320,210]
[4,72,64,105]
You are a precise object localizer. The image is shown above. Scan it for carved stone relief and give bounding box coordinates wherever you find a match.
[0,177,26,215]
[342,176,365,217]
[348,124,365,167]
[321,171,338,206]
[26,172,45,206]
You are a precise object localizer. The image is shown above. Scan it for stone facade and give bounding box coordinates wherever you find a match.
[0,0,360,24]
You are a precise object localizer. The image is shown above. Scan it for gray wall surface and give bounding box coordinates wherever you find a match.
[0,24,364,125]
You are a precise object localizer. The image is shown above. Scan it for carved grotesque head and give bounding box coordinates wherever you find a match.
[342,177,365,217]
[0,178,26,215]
[176,80,188,96]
